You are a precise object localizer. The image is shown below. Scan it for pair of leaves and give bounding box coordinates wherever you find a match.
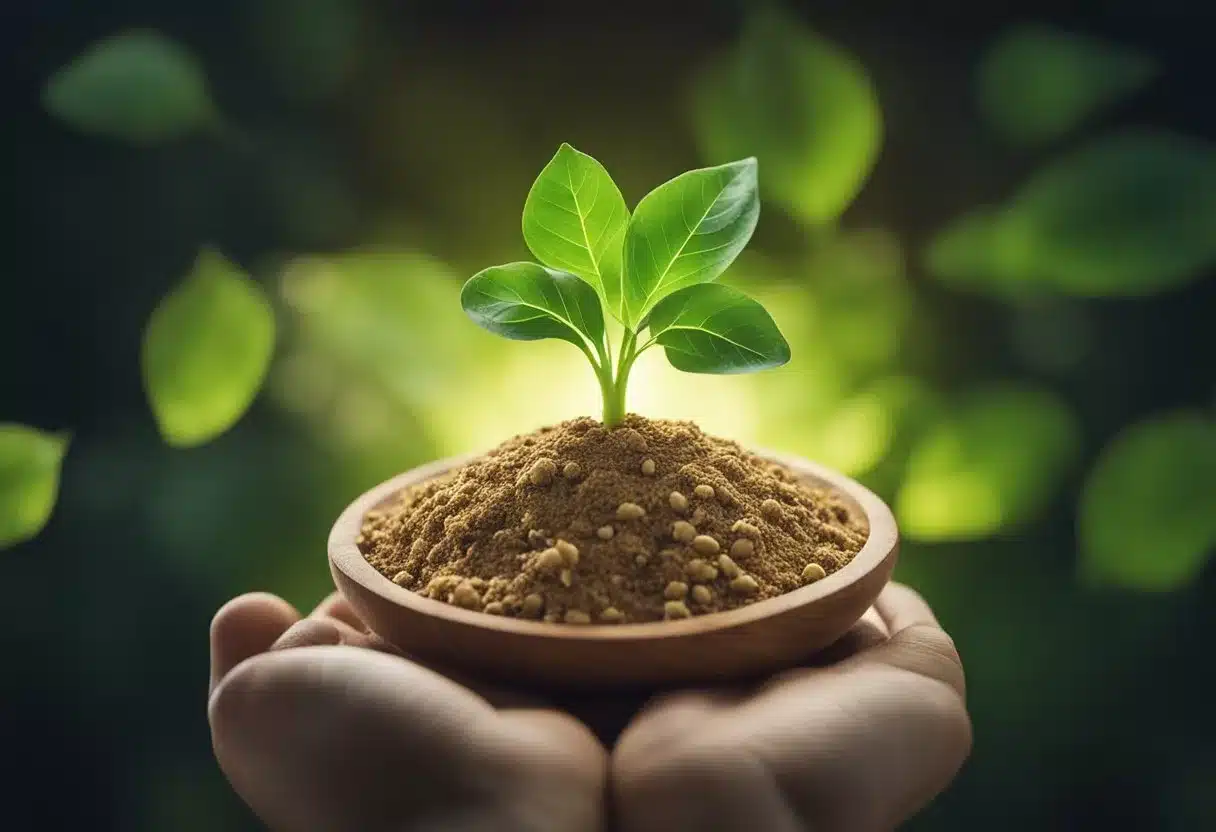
[689,5,882,226]
[1079,413,1216,591]
[43,30,216,146]
[464,144,787,374]
[0,425,70,549]
[143,249,277,447]
[517,143,760,330]
[926,130,1216,298]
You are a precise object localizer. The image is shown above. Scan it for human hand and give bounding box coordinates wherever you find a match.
[611,582,972,831]
[207,592,606,832]
[209,582,967,832]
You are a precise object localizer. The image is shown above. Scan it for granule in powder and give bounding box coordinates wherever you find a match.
[359,415,867,624]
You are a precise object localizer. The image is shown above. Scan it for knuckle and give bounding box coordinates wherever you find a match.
[897,623,967,697]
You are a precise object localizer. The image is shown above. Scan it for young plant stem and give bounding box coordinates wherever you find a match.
[596,358,621,426]
[600,329,645,428]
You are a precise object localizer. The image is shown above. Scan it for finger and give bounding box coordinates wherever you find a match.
[209,645,604,832]
[291,599,542,710]
[859,583,966,698]
[499,709,608,829]
[614,584,970,832]
[804,605,890,667]
[271,618,345,651]
[500,709,608,779]
[692,661,971,831]
[210,645,497,831]
[310,592,368,633]
[874,582,940,633]
[860,604,891,637]
[209,593,300,695]
[278,617,542,710]
[613,689,799,831]
[614,690,734,761]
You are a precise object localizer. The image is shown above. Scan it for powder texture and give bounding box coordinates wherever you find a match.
[359,415,867,624]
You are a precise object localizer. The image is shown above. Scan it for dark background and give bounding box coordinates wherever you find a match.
[3,1,1215,829]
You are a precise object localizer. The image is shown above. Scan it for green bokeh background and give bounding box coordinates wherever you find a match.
[3,1,1215,829]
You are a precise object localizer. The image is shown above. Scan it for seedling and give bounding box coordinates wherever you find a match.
[462,143,790,427]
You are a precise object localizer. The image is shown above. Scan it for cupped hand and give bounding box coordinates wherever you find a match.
[612,583,973,832]
[209,582,969,832]
[207,592,606,832]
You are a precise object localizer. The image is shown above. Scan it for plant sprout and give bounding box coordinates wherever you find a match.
[462,143,790,427]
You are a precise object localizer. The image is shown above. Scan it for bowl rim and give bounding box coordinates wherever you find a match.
[328,448,899,642]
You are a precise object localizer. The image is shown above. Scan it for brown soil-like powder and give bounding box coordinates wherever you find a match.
[359,415,868,624]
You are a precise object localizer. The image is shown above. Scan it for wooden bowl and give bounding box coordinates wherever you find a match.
[329,452,899,689]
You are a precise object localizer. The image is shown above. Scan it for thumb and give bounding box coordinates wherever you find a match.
[846,582,967,699]
[209,645,500,832]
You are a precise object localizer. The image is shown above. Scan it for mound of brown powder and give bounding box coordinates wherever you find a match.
[359,415,867,624]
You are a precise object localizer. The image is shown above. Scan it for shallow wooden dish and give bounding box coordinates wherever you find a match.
[329,452,899,689]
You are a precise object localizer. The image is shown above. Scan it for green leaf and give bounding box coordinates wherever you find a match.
[690,6,881,225]
[43,29,215,145]
[646,283,790,374]
[896,385,1079,541]
[800,376,943,480]
[621,158,759,329]
[1006,131,1216,294]
[461,262,606,355]
[0,425,70,549]
[246,0,362,104]
[279,249,479,403]
[925,131,1216,297]
[804,228,915,375]
[1079,413,1216,590]
[522,143,630,320]
[142,249,277,448]
[978,24,1157,147]
[923,208,1036,298]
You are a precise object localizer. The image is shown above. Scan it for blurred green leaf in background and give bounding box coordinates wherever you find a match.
[43,30,217,145]
[690,5,881,226]
[1080,412,1216,590]
[142,249,276,448]
[977,23,1157,148]
[926,130,1216,298]
[271,247,544,459]
[274,248,479,413]
[802,228,916,379]
[245,0,363,104]
[896,385,1080,541]
[808,375,943,483]
[0,425,69,549]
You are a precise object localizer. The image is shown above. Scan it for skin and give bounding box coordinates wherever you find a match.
[209,583,971,832]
